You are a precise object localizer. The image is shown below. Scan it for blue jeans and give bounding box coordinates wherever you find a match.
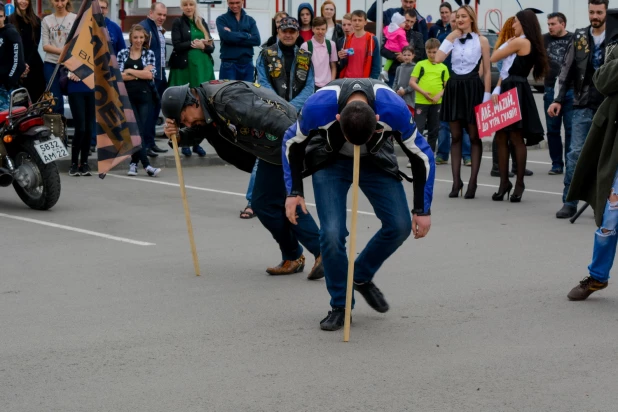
[544,87,574,170]
[219,61,255,82]
[43,62,64,115]
[0,86,10,111]
[563,108,594,206]
[589,169,618,283]
[143,77,167,150]
[251,160,321,261]
[245,159,258,206]
[437,121,471,160]
[312,158,412,308]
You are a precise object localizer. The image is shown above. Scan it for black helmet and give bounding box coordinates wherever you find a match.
[161,84,197,123]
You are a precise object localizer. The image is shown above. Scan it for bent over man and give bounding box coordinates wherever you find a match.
[283,78,435,330]
[161,80,322,279]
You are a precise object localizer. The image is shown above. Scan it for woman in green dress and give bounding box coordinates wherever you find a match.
[169,0,215,157]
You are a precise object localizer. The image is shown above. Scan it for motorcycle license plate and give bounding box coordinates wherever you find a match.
[34,137,69,164]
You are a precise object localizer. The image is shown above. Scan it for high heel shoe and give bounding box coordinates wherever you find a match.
[449,179,464,198]
[464,183,477,199]
[510,183,525,203]
[492,181,513,201]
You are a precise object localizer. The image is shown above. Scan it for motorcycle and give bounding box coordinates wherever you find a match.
[0,88,66,210]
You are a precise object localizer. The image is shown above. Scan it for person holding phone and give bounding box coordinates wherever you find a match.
[169,0,215,157]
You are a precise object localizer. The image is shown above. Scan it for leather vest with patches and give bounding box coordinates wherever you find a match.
[572,27,605,95]
[262,43,311,101]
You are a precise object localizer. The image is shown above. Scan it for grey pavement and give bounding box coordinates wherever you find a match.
[1,145,616,412]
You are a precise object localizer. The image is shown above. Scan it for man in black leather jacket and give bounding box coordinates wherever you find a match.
[161,80,323,279]
[548,0,609,219]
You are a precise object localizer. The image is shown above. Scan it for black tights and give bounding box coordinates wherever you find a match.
[68,92,94,165]
[450,120,482,188]
[495,130,527,196]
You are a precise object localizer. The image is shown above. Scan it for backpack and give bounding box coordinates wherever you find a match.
[307,39,332,55]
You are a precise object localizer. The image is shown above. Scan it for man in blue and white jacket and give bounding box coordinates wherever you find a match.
[283,78,435,331]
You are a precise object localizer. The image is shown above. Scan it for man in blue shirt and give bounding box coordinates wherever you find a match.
[216,0,261,81]
[99,0,125,55]
[139,2,169,156]
[283,79,435,331]
[367,0,428,42]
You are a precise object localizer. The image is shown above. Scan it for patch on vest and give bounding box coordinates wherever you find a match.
[265,132,278,141]
[268,59,283,78]
[267,49,278,56]
[240,127,250,135]
[297,55,310,72]
[208,79,228,84]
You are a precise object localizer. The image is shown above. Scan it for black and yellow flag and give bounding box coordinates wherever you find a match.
[60,0,141,177]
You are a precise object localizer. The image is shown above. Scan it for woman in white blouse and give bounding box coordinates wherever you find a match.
[41,0,76,115]
[435,5,491,200]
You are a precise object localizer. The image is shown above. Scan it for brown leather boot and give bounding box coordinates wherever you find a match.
[307,255,324,280]
[266,255,305,275]
[567,276,608,301]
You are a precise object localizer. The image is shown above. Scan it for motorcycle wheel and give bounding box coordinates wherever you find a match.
[12,141,61,210]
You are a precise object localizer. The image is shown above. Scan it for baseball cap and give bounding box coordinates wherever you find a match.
[278,17,299,31]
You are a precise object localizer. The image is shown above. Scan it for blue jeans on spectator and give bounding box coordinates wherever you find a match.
[312,158,412,308]
[251,160,321,261]
[43,62,64,115]
[588,169,618,283]
[544,87,574,170]
[219,61,255,82]
[563,108,595,207]
[245,159,258,207]
[128,90,153,168]
[145,77,167,150]
[437,121,471,161]
[0,86,10,111]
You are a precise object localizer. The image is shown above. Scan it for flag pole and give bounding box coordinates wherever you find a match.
[170,133,200,276]
[343,144,360,342]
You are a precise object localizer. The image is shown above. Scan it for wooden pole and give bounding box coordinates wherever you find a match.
[343,145,361,342]
[170,134,200,276]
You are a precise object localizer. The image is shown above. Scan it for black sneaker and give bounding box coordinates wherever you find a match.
[320,307,347,331]
[556,204,577,219]
[491,168,515,178]
[79,163,92,176]
[354,281,389,313]
[69,163,80,176]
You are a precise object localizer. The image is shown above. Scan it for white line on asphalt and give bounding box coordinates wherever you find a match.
[107,174,377,216]
[481,156,552,165]
[0,213,156,246]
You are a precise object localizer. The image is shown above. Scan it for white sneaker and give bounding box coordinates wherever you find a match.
[145,165,161,177]
[128,163,138,176]
[406,162,411,168]
[380,70,389,82]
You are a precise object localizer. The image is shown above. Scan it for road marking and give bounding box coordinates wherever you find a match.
[107,174,377,216]
[481,156,552,165]
[0,212,155,246]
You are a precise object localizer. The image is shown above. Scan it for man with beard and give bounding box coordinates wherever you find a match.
[548,0,609,219]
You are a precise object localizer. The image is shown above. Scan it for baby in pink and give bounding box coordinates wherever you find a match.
[381,12,409,81]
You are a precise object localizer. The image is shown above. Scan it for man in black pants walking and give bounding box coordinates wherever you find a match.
[161,81,323,279]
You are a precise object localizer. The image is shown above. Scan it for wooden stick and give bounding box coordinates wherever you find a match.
[343,144,361,342]
[170,134,201,276]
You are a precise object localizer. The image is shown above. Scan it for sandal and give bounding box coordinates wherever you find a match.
[240,206,256,219]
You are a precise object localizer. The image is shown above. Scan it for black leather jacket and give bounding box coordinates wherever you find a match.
[175,81,297,172]
[555,26,606,109]
[169,15,215,70]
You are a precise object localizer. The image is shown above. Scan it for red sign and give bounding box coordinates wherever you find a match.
[474,88,522,138]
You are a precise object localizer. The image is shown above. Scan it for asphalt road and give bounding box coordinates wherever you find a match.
[1,145,616,412]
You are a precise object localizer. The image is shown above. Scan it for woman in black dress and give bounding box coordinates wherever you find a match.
[9,0,45,102]
[490,10,548,202]
[435,5,492,199]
